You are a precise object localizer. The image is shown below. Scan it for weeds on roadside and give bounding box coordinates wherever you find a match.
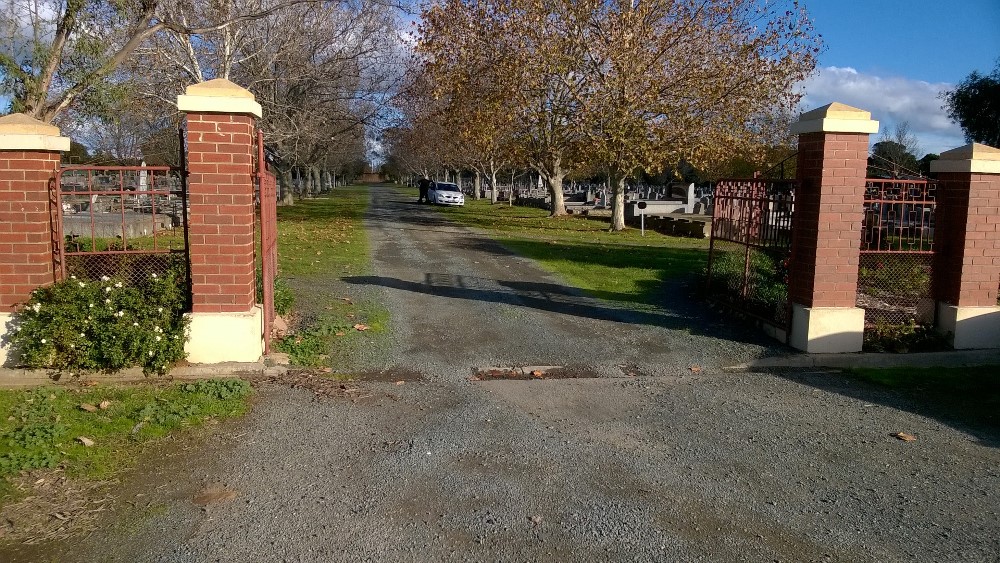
[0,380,252,488]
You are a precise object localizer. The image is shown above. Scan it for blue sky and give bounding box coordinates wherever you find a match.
[799,0,1000,154]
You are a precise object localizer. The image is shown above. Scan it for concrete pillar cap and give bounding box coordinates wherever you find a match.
[0,113,71,151]
[790,102,879,135]
[931,142,1000,174]
[177,78,262,117]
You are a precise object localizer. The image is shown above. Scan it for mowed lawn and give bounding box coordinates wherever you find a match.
[421,191,710,305]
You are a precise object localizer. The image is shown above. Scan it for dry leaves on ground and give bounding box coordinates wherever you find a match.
[892,432,917,442]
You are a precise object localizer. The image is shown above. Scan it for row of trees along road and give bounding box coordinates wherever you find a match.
[390,0,820,230]
[0,0,409,204]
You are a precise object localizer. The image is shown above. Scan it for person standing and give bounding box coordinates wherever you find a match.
[418,176,431,203]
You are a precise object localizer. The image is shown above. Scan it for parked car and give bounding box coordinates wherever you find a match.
[429,182,465,206]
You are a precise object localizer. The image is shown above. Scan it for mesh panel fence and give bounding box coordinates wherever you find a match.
[64,252,188,288]
[707,239,790,327]
[856,253,933,327]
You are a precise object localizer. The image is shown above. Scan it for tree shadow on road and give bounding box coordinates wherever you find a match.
[342,272,780,348]
[770,368,1000,449]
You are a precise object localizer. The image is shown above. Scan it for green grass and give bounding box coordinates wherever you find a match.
[845,366,1000,429]
[273,187,387,367]
[0,379,252,500]
[423,192,710,305]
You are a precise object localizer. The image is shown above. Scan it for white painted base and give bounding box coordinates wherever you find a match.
[789,304,865,353]
[184,306,263,364]
[936,303,1000,350]
[0,312,14,367]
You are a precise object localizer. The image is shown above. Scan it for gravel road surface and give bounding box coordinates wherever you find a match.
[8,185,998,562]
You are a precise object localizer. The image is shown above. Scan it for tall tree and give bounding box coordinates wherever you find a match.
[868,122,921,178]
[943,61,1000,148]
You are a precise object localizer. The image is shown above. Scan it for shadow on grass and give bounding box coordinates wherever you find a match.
[773,367,1000,448]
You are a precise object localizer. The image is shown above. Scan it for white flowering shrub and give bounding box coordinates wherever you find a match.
[9,272,189,375]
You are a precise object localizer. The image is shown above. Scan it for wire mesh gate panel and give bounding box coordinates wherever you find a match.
[257,130,278,354]
[858,179,936,327]
[52,164,189,288]
[707,179,796,329]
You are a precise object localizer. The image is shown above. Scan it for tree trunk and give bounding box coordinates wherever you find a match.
[279,168,294,206]
[610,175,627,231]
[473,170,481,200]
[547,174,567,217]
[311,167,321,196]
[489,160,498,204]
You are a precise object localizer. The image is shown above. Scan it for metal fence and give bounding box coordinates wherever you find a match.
[52,164,189,289]
[706,179,796,329]
[257,130,279,354]
[858,179,936,328]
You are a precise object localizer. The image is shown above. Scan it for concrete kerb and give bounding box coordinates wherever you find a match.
[727,349,1000,371]
[0,360,290,389]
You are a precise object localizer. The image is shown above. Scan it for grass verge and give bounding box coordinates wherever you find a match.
[845,366,1000,429]
[273,187,387,367]
[420,191,709,305]
[0,379,252,501]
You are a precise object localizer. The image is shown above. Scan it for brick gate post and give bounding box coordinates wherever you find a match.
[177,79,264,363]
[787,103,879,353]
[0,114,69,366]
[930,143,1000,349]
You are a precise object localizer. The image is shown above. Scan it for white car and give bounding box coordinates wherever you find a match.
[428,182,465,206]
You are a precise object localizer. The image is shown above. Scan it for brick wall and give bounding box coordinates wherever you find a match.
[0,151,59,312]
[185,113,256,313]
[788,132,869,309]
[933,171,1000,306]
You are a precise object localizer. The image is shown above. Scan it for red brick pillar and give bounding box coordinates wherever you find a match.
[0,114,69,366]
[930,143,1000,349]
[786,103,878,353]
[177,79,264,363]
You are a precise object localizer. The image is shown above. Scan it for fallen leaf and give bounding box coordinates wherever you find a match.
[892,432,917,442]
[341,297,353,304]
[353,324,369,331]
[468,376,481,382]
[689,365,702,373]
[81,380,99,387]
[394,380,405,385]
[193,485,238,506]
[531,370,543,378]
[335,331,345,337]
[529,515,543,526]
[77,436,95,447]
[52,512,68,521]
[320,367,333,373]
[98,400,111,410]
[79,403,98,413]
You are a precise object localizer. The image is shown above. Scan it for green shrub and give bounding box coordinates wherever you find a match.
[256,274,295,316]
[9,272,189,376]
[863,319,950,353]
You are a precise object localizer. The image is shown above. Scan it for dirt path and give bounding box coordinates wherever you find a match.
[6,185,998,562]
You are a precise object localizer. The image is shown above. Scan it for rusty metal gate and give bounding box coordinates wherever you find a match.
[706,179,797,330]
[257,130,278,354]
[50,138,189,293]
[858,178,937,329]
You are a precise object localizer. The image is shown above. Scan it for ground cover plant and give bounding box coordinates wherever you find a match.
[0,379,252,501]
[273,187,388,367]
[9,271,189,376]
[424,193,709,306]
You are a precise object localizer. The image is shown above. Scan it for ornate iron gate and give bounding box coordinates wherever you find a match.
[51,144,189,293]
[706,179,797,329]
[257,130,278,354]
[858,179,937,328]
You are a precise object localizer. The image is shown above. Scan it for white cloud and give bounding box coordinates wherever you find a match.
[798,66,967,155]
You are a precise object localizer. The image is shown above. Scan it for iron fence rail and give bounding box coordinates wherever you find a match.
[707,179,797,329]
[257,130,279,354]
[857,179,937,328]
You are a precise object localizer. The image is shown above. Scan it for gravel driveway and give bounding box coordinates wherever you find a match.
[9,185,999,562]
